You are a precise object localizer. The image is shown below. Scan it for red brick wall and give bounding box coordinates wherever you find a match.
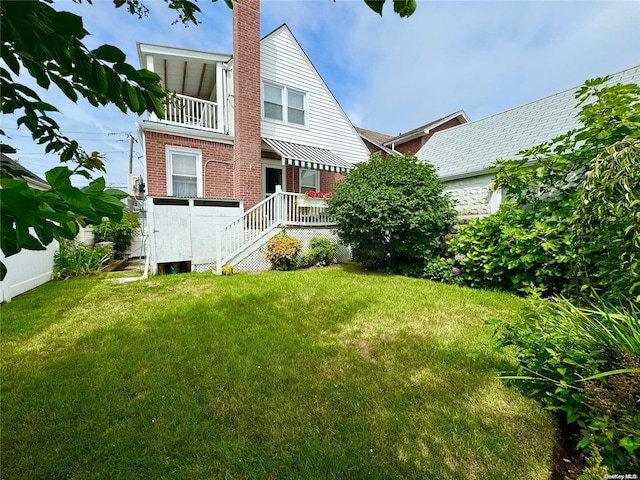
[232,0,262,208]
[144,131,234,197]
[320,171,343,193]
[394,118,464,155]
[362,138,381,154]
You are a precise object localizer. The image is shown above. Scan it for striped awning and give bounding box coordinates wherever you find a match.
[262,138,353,173]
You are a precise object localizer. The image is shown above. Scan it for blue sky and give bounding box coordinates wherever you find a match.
[4,0,639,188]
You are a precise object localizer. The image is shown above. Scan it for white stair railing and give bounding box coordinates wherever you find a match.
[215,187,337,273]
[216,186,286,273]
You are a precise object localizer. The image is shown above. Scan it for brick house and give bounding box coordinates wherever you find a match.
[138,1,367,207]
[136,0,369,273]
[356,110,469,158]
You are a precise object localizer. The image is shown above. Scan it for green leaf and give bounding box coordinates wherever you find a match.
[50,75,79,103]
[1,48,20,75]
[93,63,108,94]
[59,188,92,208]
[124,83,140,112]
[45,167,73,189]
[393,0,416,17]
[92,45,126,63]
[364,0,384,16]
[619,436,640,455]
[51,11,86,37]
[576,368,640,383]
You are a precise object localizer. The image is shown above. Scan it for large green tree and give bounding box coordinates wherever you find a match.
[0,0,416,280]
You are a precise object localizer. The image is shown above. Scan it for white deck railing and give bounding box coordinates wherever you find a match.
[163,94,221,132]
[215,187,335,273]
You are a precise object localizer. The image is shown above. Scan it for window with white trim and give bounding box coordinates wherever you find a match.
[264,84,283,121]
[263,82,307,126]
[300,168,319,193]
[166,147,202,197]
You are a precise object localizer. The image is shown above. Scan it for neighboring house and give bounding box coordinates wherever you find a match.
[136,1,369,274]
[417,65,640,221]
[356,110,469,157]
[0,154,58,302]
[355,127,395,156]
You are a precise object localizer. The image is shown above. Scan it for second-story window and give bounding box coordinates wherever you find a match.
[264,84,283,121]
[287,90,305,125]
[263,82,306,126]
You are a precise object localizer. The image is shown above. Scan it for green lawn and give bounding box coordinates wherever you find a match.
[1,265,554,479]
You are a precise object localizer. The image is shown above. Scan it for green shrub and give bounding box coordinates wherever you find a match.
[328,153,456,274]
[93,212,139,260]
[421,256,464,286]
[452,79,640,302]
[264,232,302,271]
[53,240,113,279]
[301,237,337,267]
[450,204,572,295]
[221,265,234,276]
[571,139,640,303]
[495,297,640,470]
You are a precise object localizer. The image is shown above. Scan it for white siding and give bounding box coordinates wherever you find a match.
[260,27,369,166]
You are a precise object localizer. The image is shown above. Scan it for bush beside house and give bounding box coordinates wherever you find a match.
[447,78,640,473]
[328,153,456,275]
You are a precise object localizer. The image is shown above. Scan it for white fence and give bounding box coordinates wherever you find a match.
[0,240,57,303]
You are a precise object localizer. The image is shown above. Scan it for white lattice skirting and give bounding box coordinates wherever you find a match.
[222,227,351,273]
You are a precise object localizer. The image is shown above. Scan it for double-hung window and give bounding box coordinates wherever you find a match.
[166,147,202,197]
[300,168,319,193]
[264,84,283,121]
[263,82,306,126]
[287,90,305,126]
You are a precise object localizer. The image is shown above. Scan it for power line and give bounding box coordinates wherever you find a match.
[5,133,131,141]
[14,150,133,155]
[3,128,133,135]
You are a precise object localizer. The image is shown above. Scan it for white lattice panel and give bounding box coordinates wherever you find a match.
[192,263,216,273]
[233,227,351,272]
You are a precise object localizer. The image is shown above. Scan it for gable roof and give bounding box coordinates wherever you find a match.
[259,24,369,165]
[384,110,469,147]
[1,153,49,189]
[417,66,640,181]
[355,127,394,145]
[355,127,396,155]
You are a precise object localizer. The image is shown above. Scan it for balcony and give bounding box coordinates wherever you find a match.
[163,94,222,133]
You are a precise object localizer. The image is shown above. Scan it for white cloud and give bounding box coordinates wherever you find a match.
[5,0,639,186]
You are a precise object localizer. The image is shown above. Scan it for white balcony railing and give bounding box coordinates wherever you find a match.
[162,94,221,132]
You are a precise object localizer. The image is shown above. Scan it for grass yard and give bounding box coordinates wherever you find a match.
[1,265,555,479]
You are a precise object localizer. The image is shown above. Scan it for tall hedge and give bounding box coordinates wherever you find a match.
[327,153,456,274]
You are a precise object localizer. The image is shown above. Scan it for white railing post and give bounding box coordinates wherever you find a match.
[275,185,283,224]
[215,224,222,275]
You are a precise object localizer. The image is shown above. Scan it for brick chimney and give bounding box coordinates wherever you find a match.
[232,0,262,208]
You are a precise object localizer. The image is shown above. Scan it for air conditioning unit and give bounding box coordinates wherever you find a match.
[128,174,143,196]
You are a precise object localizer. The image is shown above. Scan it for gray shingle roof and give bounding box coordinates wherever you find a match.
[1,153,49,188]
[417,66,640,180]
